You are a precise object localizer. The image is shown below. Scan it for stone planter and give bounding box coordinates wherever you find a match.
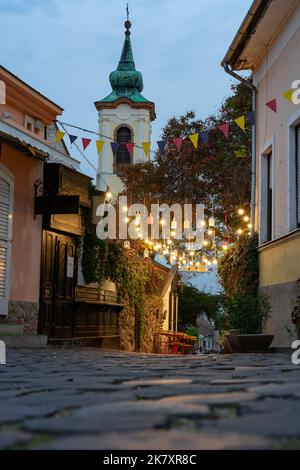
[224,332,274,353]
[236,334,274,353]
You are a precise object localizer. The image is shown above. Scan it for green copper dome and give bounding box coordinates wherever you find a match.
[101,20,150,103]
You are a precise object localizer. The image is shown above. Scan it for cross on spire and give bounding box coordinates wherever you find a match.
[126,3,129,21]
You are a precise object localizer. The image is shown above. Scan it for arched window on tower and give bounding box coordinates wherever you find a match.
[115,126,132,165]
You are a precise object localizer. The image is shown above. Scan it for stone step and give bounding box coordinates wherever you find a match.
[0,324,24,335]
[0,334,47,349]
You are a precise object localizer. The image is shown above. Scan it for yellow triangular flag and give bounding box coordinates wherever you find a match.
[189,133,199,149]
[142,141,151,157]
[96,140,105,154]
[234,115,246,131]
[55,131,65,142]
[282,89,294,104]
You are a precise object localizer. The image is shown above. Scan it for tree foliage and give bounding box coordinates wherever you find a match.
[124,81,252,238]
[178,284,221,329]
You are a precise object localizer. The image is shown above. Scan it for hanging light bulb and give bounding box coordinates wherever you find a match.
[124,216,130,223]
[147,213,153,225]
[207,229,214,236]
[222,244,228,251]
[148,240,154,247]
[200,220,206,227]
[238,208,245,216]
[171,218,177,230]
[207,260,212,266]
[203,240,208,246]
[190,250,195,257]
[209,217,215,227]
[212,258,218,265]
[106,189,112,200]
[237,228,243,235]
[243,215,250,222]
[122,206,128,213]
[171,230,176,237]
[167,239,172,245]
[247,223,252,229]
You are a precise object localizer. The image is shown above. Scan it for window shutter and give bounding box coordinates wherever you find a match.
[0,173,12,315]
[296,126,300,227]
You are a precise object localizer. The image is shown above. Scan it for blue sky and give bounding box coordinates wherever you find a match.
[0,0,251,178]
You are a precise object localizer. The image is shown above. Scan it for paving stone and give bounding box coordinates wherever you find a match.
[36,430,272,450]
[248,382,300,398]
[0,431,33,450]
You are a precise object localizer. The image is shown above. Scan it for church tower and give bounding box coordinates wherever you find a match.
[94,11,156,194]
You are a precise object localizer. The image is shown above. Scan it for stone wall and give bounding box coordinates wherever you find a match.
[0,301,39,333]
[119,295,165,353]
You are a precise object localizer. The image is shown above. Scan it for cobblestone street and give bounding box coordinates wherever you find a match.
[1,349,300,450]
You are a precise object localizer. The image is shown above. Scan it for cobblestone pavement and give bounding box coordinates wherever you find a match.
[1,349,300,450]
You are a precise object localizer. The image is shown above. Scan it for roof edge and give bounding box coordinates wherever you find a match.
[222,0,272,70]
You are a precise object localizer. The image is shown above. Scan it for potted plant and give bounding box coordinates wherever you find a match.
[224,294,273,352]
[291,279,300,339]
[219,234,273,353]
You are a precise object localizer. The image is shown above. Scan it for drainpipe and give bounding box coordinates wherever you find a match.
[221,61,257,238]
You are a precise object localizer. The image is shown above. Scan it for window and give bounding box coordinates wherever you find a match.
[296,126,300,227]
[260,140,274,244]
[0,165,13,316]
[266,152,273,241]
[115,126,132,164]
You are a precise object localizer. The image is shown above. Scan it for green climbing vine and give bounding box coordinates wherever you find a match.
[81,208,162,334]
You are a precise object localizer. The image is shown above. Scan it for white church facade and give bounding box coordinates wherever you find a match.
[94,17,156,195]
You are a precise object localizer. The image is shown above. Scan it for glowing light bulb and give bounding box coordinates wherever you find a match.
[237,228,243,235]
[207,229,213,236]
[167,239,172,245]
[222,244,228,251]
[247,223,252,229]
[171,230,176,237]
[122,206,128,212]
[106,190,112,200]
[213,259,218,265]
[124,217,130,223]
[243,216,250,222]
[203,240,208,246]
[238,208,245,216]
[190,251,195,257]
[200,220,206,227]
[160,219,165,226]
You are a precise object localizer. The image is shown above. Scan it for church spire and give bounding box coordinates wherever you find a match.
[109,7,143,95]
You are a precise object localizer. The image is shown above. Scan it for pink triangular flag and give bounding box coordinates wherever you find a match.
[125,142,134,154]
[82,138,91,150]
[219,123,230,138]
[266,99,277,113]
[173,137,183,150]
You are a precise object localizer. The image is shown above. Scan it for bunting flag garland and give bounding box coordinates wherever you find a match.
[157,140,167,153]
[82,138,91,150]
[69,134,78,145]
[246,111,255,125]
[189,133,199,148]
[199,130,210,146]
[282,89,294,104]
[219,123,230,138]
[234,115,246,131]
[173,137,183,150]
[142,141,151,157]
[110,142,119,156]
[55,131,65,142]
[125,142,135,154]
[96,140,105,154]
[266,99,277,113]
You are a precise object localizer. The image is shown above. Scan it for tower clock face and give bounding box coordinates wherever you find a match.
[116,104,131,120]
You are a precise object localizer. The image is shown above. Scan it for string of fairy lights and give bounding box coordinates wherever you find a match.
[106,190,251,272]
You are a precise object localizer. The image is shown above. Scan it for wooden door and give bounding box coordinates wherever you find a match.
[39,231,76,338]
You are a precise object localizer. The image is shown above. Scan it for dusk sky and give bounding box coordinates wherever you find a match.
[1,0,251,178]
